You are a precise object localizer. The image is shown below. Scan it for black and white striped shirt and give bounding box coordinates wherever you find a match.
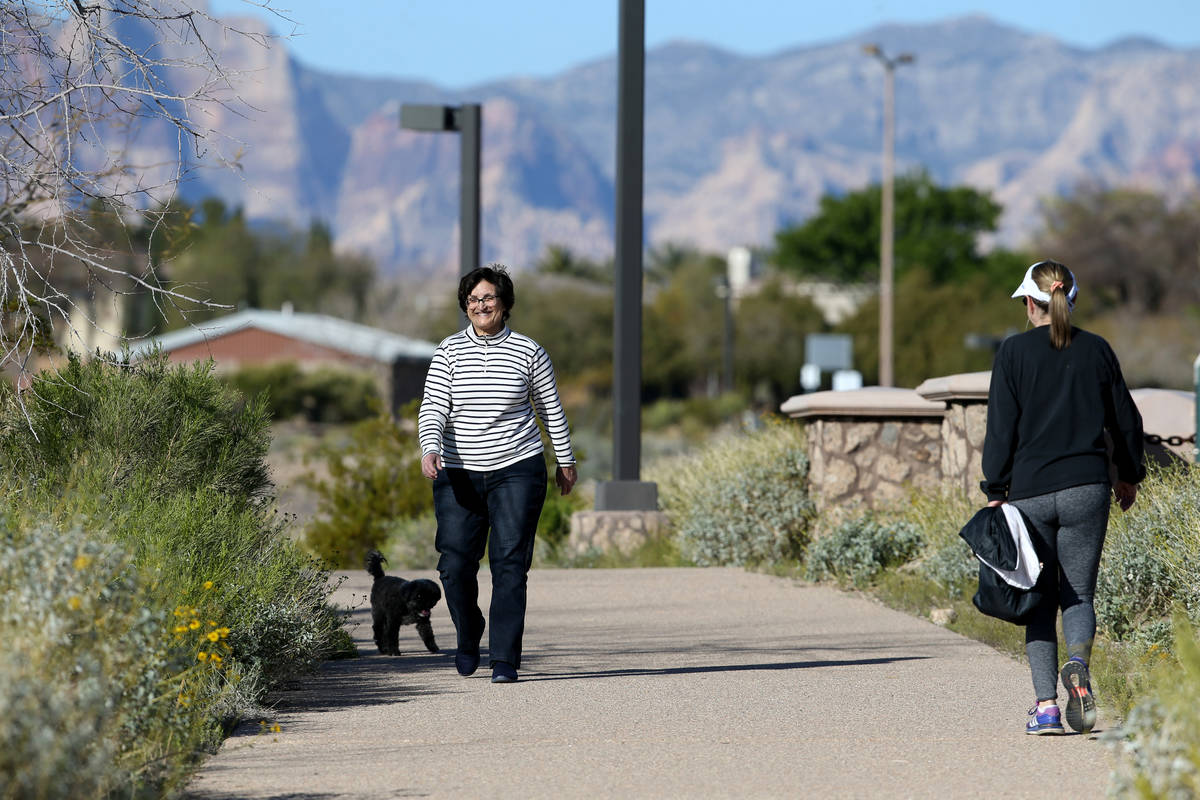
[418,326,575,471]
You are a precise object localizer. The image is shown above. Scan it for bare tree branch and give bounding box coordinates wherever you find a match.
[0,0,286,386]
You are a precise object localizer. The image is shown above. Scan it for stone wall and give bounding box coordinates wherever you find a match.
[938,403,989,496]
[568,511,670,557]
[805,417,943,515]
[915,372,991,498]
[783,373,1194,515]
[781,387,946,517]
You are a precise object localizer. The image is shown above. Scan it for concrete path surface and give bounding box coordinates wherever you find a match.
[186,568,1114,799]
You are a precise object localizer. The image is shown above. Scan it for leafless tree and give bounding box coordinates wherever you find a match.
[1034,182,1200,313]
[0,0,286,376]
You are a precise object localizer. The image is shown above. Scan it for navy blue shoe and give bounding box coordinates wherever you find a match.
[1060,657,1096,733]
[491,662,518,683]
[1025,703,1065,735]
[455,649,480,677]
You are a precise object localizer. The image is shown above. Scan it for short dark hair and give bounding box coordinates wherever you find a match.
[458,264,515,322]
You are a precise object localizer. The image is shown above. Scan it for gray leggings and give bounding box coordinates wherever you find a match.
[1010,483,1111,702]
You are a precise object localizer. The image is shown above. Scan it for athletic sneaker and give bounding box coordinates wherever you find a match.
[1060,657,1097,733]
[1026,703,1065,735]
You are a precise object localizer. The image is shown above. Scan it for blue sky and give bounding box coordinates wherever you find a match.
[209,0,1198,87]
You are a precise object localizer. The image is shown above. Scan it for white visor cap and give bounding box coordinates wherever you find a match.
[1012,262,1078,311]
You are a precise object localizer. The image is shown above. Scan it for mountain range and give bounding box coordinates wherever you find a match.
[152,6,1200,276]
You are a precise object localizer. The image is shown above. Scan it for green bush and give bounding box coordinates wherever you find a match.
[0,529,200,799]
[888,486,979,597]
[1095,464,1200,641]
[380,512,440,571]
[0,352,272,506]
[641,392,747,433]
[224,361,379,423]
[0,352,343,797]
[1110,620,1200,798]
[303,403,430,567]
[804,517,924,587]
[652,418,814,566]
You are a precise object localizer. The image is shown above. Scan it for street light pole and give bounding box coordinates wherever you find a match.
[399,102,482,281]
[594,0,657,512]
[863,45,913,388]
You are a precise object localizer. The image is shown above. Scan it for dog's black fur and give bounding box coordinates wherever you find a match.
[366,551,441,656]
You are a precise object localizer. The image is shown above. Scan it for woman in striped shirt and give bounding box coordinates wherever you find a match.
[419,265,577,684]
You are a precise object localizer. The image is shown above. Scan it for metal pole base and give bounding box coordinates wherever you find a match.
[594,480,658,511]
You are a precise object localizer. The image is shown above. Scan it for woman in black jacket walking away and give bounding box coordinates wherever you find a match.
[981,260,1144,735]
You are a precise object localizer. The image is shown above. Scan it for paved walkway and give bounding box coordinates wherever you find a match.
[187,568,1113,799]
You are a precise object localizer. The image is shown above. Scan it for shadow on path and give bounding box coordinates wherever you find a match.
[522,655,929,681]
[223,652,454,738]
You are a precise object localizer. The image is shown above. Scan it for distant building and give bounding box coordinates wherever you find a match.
[129,308,437,414]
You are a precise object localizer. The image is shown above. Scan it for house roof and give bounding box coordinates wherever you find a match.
[129,309,438,363]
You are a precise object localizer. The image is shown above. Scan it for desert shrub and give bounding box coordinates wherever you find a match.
[642,392,747,433]
[379,512,440,571]
[304,403,430,567]
[884,485,979,597]
[0,353,342,797]
[804,516,924,586]
[0,522,259,799]
[0,351,272,506]
[1095,463,1200,641]
[1110,620,1200,798]
[224,361,379,423]
[652,418,813,566]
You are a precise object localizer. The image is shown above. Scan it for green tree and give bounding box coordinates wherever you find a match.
[733,278,826,405]
[643,255,728,400]
[835,268,1020,387]
[159,200,377,327]
[773,171,1009,285]
[534,244,612,284]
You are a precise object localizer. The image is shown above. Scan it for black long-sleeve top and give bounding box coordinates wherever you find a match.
[980,325,1145,502]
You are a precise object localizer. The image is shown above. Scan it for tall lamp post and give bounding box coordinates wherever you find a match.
[863,45,913,388]
[400,103,482,282]
[595,0,656,512]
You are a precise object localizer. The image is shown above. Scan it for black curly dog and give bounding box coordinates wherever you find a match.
[366,551,442,656]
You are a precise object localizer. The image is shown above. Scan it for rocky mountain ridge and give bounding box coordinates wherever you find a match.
[157,9,1200,275]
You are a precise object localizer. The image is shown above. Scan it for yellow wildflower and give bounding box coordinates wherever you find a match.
[208,621,218,627]
[210,653,223,664]
[207,631,220,643]
[203,581,214,590]
[189,620,201,630]
[173,625,188,634]
[217,627,230,638]
[73,555,92,571]
[67,596,82,611]
[271,724,281,733]
[197,652,208,662]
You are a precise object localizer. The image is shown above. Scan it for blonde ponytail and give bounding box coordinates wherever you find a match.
[1032,261,1074,350]
[1047,286,1072,349]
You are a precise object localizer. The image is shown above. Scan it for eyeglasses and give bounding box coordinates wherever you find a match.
[467,294,498,307]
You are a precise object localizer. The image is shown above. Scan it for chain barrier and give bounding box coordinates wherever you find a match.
[1144,433,1197,447]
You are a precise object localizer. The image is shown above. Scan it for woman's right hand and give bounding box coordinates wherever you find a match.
[421,453,443,480]
[1114,480,1138,511]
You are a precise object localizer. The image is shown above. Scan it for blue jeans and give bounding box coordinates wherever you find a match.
[433,454,547,669]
